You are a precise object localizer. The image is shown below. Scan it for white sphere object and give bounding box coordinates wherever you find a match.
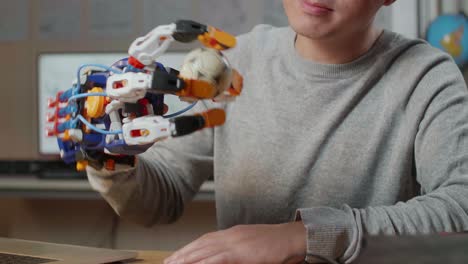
[179,48,232,95]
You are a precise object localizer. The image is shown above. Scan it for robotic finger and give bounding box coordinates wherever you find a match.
[129,20,237,69]
[106,49,243,103]
[122,108,226,145]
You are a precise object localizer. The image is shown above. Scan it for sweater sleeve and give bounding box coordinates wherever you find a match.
[296,57,468,263]
[86,101,214,226]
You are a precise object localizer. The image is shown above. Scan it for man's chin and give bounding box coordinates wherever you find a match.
[290,22,334,40]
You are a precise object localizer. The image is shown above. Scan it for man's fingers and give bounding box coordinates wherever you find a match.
[193,252,230,264]
[164,233,219,263]
[168,247,226,264]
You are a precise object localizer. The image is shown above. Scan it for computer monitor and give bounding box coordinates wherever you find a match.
[38,52,188,155]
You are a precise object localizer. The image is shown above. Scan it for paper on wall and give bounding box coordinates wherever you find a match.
[88,0,134,37]
[38,0,81,39]
[196,0,251,35]
[143,0,194,33]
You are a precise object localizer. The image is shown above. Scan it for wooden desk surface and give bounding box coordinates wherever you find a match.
[123,251,173,264]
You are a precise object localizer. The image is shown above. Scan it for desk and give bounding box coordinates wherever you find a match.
[124,251,172,264]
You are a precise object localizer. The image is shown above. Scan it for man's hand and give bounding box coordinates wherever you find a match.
[164,221,307,264]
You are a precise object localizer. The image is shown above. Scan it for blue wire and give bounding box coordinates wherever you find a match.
[76,63,122,95]
[163,101,198,119]
[68,92,108,102]
[76,115,123,135]
[73,100,196,134]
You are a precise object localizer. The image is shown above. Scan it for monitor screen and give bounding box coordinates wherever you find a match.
[38,52,188,154]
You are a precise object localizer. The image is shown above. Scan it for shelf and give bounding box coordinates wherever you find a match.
[0,176,215,201]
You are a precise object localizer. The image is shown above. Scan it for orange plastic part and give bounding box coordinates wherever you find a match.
[128,56,145,69]
[86,87,106,118]
[199,108,226,128]
[228,69,244,96]
[176,79,218,99]
[76,160,88,171]
[63,130,71,141]
[198,26,237,50]
[105,159,115,171]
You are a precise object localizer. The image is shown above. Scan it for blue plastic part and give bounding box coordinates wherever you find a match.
[57,120,78,133]
[60,150,79,164]
[155,62,165,71]
[59,88,75,102]
[111,57,129,70]
[57,105,78,118]
[86,72,108,88]
[82,133,106,150]
[57,138,80,164]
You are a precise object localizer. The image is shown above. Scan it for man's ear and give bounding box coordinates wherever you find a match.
[383,0,396,6]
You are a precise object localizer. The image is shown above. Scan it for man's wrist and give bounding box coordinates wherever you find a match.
[279,221,307,262]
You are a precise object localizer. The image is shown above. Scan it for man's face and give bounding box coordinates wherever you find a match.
[283,0,393,40]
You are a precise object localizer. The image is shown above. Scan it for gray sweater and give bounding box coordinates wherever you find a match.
[87,25,468,263]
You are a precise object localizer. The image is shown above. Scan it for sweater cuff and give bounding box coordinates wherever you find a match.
[295,206,360,263]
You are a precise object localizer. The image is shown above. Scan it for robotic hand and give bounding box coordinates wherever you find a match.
[45,20,243,172]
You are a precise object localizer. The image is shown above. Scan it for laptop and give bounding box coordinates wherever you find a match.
[0,237,137,264]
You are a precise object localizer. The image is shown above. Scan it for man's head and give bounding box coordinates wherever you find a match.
[283,0,396,41]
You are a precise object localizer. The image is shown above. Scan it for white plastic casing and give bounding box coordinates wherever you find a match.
[106,72,152,103]
[122,116,172,145]
[128,23,177,65]
[67,129,83,142]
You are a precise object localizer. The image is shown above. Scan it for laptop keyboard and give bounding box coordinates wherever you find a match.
[0,253,55,264]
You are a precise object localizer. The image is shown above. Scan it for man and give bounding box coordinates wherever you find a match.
[87,0,468,263]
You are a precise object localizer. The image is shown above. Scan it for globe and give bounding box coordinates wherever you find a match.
[426,14,468,67]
